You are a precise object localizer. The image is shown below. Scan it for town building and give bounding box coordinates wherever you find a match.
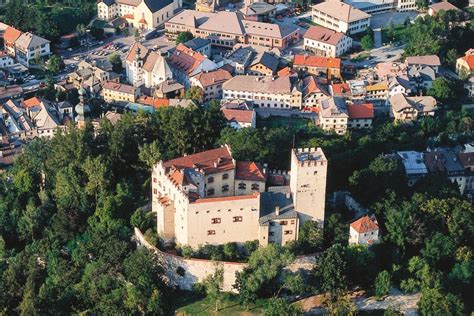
[0,51,15,68]
[241,2,276,21]
[301,75,330,108]
[167,44,218,88]
[154,79,184,98]
[183,38,211,57]
[456,49,474,78]
[311,1,371,35]
[388,75,412,98]
[223,46,281,75]
[0,85,23,103]
[389,94,437,122]
[428,1,461,16]
[97,0,182,30]
[364,82,388,105]
[221,108,257,128]
[10,32,50,67]
[303,26,353,57]
[396,151,428,186]
[248,51,280,76]
[165,10,299,50]
[405,55,441,73]
[190,68,232,102]
[319,97,349,134]
[408,65,436,92]
[2,27,22,57]
[424,149,467,194]
[347,103,374,129]
[293,54,342,79]
[349,215,379,245]
[102,81,140,103]
[68,60,120,97]
[151,146,327,248]
[125,42,173,88]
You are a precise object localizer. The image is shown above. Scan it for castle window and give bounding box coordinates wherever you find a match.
[251,183,260,190]
[284,230,293,235]
[291,220,295,224]
[233,216,242,222]
[207,188,215,196]
[207,230,216,235]
[153,189,157,194]
[238,183,246,190]
[270,222,275,227]
[222,173,229,180]
[269,231,275,236]
[211,218,221,224]
[280,221,288,226]
[153,177,157,183]
[207,177,214,183]
[222,184,229,192]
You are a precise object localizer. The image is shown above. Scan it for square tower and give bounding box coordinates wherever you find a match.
[290,148,328,225]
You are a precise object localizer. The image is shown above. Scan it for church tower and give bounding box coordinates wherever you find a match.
[290,148,328,226]
[75,87,91,129]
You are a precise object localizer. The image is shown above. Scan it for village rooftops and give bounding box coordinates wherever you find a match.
[235,161,266,182]
[312,1,371,23]
[293,54,341,69]
[460,54,474,71]
[223,75,295,94]
[424,149,464,174]
[347,103,374,119]
[429,1,461,13]
[192,68,232,87]
[405,55,441,67]
[390,94,437,113]
[3,27,22,44]
[350,215,378,234]
[126,42,169,73]
[15,32,49,50]
[304,26,345,46]
[222,108,254,124]
[103,81,136,94]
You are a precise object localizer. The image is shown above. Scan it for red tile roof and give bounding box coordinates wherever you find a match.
[351,215,378,234]
[23,97,42,108]
[191,192,259,204]
[192,68,232,87]
[331,83,351,96]
[168,44,207,75]
[461,55,474,71]
[163,146,235,174]
[3,27,22,44]
[304,26,345,46]
[137,96,170,108]
[235,161,266,182]
[222,108,254,124]
[347,103,374,119]
[293,55,341,69]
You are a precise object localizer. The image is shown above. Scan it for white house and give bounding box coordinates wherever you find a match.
[303,26,353,57]
[222,108,256,129]
[349,215,379,245]
[0,51,15,68]
[14,32,50,67]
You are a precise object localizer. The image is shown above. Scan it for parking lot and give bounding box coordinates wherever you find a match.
[370,10,419,29]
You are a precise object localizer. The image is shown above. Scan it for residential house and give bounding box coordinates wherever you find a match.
[165,10,299,50]
[390,93,437,122]
[301,75,330,108]
[330,83,352,98]
[396,151,428,186]
[248,51,280,76]
[365,82,388,105]
[405,55,441,73]
[388,75,412,98]
[154,79,184,98]
[69,60,120,96]
[424,149,467,194]
[349,215,379,245]
[428,1,461,16]
[167,44,218,88]
[152,146,327,248]
[2,27,22,57]
[456,50,474,78]
[375,61,407,81]
[408,65,436,92]
[458,152,474,198]
[183,38,211,57]
[303,26,353,57]
[97,0,182,30]
[125,42,173,88]
[223,46,281,75]
[319,97,349,134]
[0,51,14,68]
[14,32,50,67]
[56,101,74,121]
[293,54,342,79]
[190,68,232,102]
[222,108,257,128]
[347,103,374,129]
[347,80,366,103]
[102,81,140,103]
[241,2,276,21]
[311,1,371,35]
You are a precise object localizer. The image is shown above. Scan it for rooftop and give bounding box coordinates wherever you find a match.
[312,1,371,23]
[304,26,346,46]
[222,108,255,124]
[293,54,341,69]
[350,215,378,233]
[405,55,441,67]
[103,81,136,94]
[293,147,326,162]
[347,103,374,119]
[397,151,428,175]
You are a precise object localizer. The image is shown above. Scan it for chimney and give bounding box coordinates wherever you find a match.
[275,206,280,216]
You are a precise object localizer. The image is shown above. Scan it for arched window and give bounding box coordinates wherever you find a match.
[238,183,246,190]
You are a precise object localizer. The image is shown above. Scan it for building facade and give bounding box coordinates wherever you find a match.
[311,1,371,35]
[304,26,353,57]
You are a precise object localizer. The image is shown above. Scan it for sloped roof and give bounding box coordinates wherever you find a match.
[347,103,374,119]
[23,97,42,109]
[168,44,207,75]
[15,32,49,50]
[460,55,474,71]
[304,26,345,46]
[320,96,349,118]
[251,51,280,72]
[235,161,266,181]
[350,215,378,233]
[3,27,22,44]
[405,55,441,67]
[143,0,173,13]
[192,68,232,87]
[429,1,461,13]
[163,146,235,174]
[222,108,254,124]
[103,81,136,94]
[199,11,246,35]
[293,54,341,69]
[126,42,171,75]
[312,1,371,23]
[302,75,329,98]
[223,75,293,94]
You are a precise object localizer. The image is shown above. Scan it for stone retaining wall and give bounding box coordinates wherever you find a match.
[134,227,317,292]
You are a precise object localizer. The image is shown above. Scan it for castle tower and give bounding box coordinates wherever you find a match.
[290,148,328,226]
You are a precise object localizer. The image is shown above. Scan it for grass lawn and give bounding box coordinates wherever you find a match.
[174,293,269,315]
[257,115,312,129]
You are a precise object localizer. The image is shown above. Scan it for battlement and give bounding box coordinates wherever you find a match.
[292,147,327,166]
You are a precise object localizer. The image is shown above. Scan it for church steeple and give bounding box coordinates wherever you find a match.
[75,86,91,128]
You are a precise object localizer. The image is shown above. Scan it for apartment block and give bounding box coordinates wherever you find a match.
[311,1,371,35]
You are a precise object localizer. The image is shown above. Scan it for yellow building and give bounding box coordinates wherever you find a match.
[102,81,139,103]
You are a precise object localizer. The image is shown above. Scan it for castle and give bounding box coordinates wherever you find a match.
[151,145,327,248]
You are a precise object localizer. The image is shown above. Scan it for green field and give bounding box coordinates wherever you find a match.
[174,293,269,315]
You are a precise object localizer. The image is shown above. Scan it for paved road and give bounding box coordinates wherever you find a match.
[373,29,382,48]
[370,10,419,29]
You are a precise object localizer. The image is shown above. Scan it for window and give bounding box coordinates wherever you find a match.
[207,188,215,196]
[269,231,275,236]
[207,230,216,235]
[251,183,260,190]
[270,222,275,226]
[153,177,157,183]
[238,183,246,190]
[284,230,293,235]
[207,176,214,183]
[233,216,242,222]
[153,189,158,194]
[280,221,288,226]
[222,185,229,192]
[222,173,229,180]
[211,218,221,224]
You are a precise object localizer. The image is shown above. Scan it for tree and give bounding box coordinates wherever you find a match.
[203,266,224,311]
[361,34,374,51]
[47,55,65,74]
[109,53,123,73]
[298,220,323,253]
[185,86,204,103]
[428,77,455,102]
[175,31,194,44]
[418,287,464,316]
[314,244,347,295]
[375,271,392,299]
[76,24,87,36]
[264,298,302,316]
[90,26,104,40]
[321,294,357,316]
[138,141,161,170]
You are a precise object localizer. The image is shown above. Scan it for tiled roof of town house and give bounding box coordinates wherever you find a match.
[320,96,349,118]
[302,75,329,98]
[429,1,460,13]
[351,215,378,233]
[223,75,294,94]
[376,61,407,79]
[293,54,341,69]
[457,152,474,169]
[347,103,374,119]
[3,27,22,44]
[461,55,474,71]
[15,32,49,50]
[304,26,345,46]
[236,161,266,182]
[243,20,291,38]
[390,93,437,113]
[251,51,280,72]
[331,83,351,96]
[137,96,170,108]
[168,44,207,75]
[166,10,214,27]
[191,191,260,204]
[116,0,141,6]
[405,55,441,67]
[242,2,276,16]
[222,108,254,124]
[192,68,232,87]
[366,82,388,91]
[23,97,42,109]
[163,146,235,174]
[312,1,371,23]
[388,75,411,90]
[103,81,136,94]
[199,11,246,35]
[126,42,169,73]
[424,150,464,173]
